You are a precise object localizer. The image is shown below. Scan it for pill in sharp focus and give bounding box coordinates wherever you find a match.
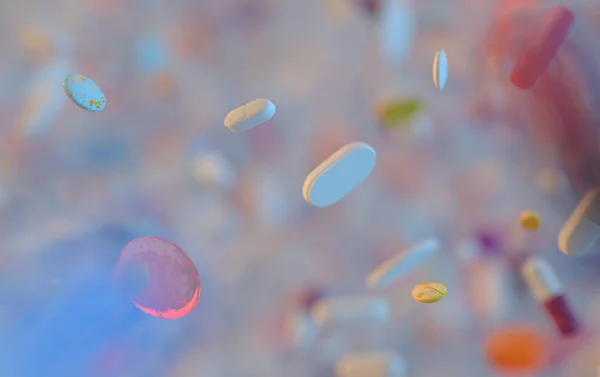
[521,256,579,336]
[366,238,440,289]
[310,295,389,327]
[223,98,276,132]
[509,5,574,89]
[336,352,406,377]
[62,73,106,112]
[432,49,448,90]
[411,281,447,303]
[558,187,600,257]
[303,142,376,207]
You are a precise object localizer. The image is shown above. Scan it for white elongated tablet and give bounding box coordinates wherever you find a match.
[336,352,406,377]
[303,142,376,207]
[366,238,440,289]
[559,187,600,257]
[224,98,276,132]
[311,295,389,327]
[432,49,448,90]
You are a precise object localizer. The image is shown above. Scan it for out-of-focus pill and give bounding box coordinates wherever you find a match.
[411,281,447,303]
[366,238,440,289]
[335,352,406,377]
[311,295,389,327]
[432,49,448,90]
[376,98,424,128]
[510,5,574,89]
[303,142,376,207]
[62,74,106,112]
[521,256,579,336]
[558,187,600,257]
[484,324,548,373]
[224,98,276,132]
[379,0,415,63]
[520,210,540,230]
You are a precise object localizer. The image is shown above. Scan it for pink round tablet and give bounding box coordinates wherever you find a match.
[114,236,201,319]
[510,5,574,89]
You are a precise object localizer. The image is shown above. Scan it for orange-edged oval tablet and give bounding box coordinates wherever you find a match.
[484,324,548,373]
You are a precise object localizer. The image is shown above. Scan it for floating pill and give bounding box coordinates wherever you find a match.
[520,210,540,230]
[224,98,276,132]
[411,281,447,303]
[366,238,440,289]
[484,324,547,373]
[432,49,448,90]
[376,98,424,128]
[303,142,376,207]
[510,5,574,89]
[114,236,201,319]
[336,352,406,377]
[521,256,579,336]
[62,73,106,112]
[311,295,389,327]
[559,187,600,257]
[379,0,415,63]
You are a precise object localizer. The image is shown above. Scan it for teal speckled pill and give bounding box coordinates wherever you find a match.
[62,73,106,112]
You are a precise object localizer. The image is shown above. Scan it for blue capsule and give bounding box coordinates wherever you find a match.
[62,73,106,112]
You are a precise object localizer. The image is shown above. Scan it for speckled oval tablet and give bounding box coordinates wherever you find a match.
[411,281,447,303]
[62,73,106,112]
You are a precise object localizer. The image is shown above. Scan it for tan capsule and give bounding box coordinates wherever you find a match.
[411,281,447,303]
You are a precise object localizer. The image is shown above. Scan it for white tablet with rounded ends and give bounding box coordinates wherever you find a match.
[433,49,448,90]
[559,187,600,257]
[303,142,376,207]
[224,98,276,132]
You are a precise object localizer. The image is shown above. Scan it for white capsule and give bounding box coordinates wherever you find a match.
[311,295,389,327]
[224,98,276,132]
[559,187,600,257]
[521,256,563,302]
[303,142,376,207]
[336,352,406,377]
[432,49,448,90]
[366,238,440,289]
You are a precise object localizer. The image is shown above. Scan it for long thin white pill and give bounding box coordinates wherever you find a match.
[303,142,376,207]
[336,352,406,377]
[559,187,600,257]
[224,98,276,132]
[432,49,448,90]
[366,238,440,289]
[311,295,389,327]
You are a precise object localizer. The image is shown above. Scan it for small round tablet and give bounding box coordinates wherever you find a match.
[224,98,276,132]
[411,281,447,303]
[520,210,540,230]
[62,73,106,112]
[303,142,376,207]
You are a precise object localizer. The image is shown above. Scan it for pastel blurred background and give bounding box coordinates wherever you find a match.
[2,0,600,376]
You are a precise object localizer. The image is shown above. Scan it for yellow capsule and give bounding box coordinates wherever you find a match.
[520,211,540,230]
[411,281,447,304]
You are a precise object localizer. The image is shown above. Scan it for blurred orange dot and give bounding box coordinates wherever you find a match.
[484,324,548,373]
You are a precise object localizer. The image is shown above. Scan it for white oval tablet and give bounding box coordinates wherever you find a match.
[366,238,440,289]
[303,142,376,207]
[559,187,600,257]
[432,49,448,90]
[224,98,276,132]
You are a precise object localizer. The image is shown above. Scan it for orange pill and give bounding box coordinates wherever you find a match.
[484,325,548,373]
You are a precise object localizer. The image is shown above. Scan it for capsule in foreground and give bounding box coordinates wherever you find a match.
[432,49,448,90]
[336,352,406,377]
[521,256,579,336]
[559,187,600,257]
[224,98,276,132]
[366,238,440,289]
[311,295,389,327]
[303,142,376,207]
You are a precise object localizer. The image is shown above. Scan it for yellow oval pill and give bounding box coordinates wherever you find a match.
[411,281,447,304]
[520,211,540,230]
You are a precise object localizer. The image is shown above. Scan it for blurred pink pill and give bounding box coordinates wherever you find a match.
[510,5,574,89]
[114,236,201,319]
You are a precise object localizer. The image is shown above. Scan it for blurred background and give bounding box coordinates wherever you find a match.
[2,0,600,375]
